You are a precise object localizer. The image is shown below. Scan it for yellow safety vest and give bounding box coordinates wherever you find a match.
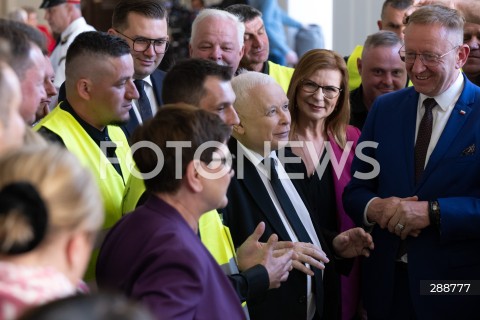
[34,105,132,280]
[347,45,363,91]
[268,60,294,93]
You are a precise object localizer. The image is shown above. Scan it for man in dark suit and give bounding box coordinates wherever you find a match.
[343,5,480,319]
[109,0,168,139]
[221,71,373,320]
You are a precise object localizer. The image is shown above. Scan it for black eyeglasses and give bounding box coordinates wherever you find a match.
[300,79,342,99]
[114,30,169,54]
[398,45,459,67]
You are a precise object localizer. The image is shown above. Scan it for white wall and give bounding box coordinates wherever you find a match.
[286,0,383,57]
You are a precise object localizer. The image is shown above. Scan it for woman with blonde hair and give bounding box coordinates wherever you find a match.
[285,49,362,320]
[0,145,104,320]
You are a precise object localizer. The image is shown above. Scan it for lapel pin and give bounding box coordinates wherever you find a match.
[459,110,466,115]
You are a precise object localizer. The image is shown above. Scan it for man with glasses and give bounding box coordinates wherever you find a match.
[109,0,169,139]
[344,5,479,319]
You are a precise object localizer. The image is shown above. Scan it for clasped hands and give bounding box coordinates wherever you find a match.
[367,196,430,240]
[236,222,373,289]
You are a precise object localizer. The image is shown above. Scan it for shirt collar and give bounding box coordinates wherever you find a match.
[419,72,464,112]
[237,140,276,167]
[60,100,110,144]
[140,75,153,88]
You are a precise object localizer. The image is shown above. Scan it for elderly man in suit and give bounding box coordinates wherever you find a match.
[343,5,480,320]
[221,71,373,320]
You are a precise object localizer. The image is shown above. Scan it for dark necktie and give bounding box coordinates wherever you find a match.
[264,157,312,244]
[414,98,437,184]
[134,79,153,122]
[265,157,324,314]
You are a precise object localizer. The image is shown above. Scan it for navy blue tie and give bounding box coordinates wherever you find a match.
[134,80,153,122]
[264,157,312,244]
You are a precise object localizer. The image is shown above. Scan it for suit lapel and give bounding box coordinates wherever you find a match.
[242,156,293,241]
[400,90,420,189]
[419,78,475,188]
[121,108,140,141]
[229,139,292,241]
[150,69,165,107]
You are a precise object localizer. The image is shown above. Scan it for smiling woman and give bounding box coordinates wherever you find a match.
[284,48,364,320]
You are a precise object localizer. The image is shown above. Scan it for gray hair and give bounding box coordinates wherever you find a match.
[232,71,276,116]
[362,31,403,58]
[190,8,245,47]
[406,4,464,44]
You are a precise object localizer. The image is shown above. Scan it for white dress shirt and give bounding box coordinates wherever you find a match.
[237,141,322,320]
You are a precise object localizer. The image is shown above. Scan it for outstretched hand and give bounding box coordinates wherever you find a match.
[275,242,329,276]
[333,227,374,258]
[236,222,294,288]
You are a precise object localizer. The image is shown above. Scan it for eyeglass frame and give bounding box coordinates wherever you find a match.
[300,79,343,99]
[114,29,169,54]
[398,45,459,67]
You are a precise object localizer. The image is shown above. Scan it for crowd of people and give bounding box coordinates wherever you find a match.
[1,0,480,319]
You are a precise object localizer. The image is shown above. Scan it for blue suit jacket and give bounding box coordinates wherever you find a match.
[343,75,480,319]
[122,69,165,139]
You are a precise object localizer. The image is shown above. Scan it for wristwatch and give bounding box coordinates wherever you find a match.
[429,200,441,228]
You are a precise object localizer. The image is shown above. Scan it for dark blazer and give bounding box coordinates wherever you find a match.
[343,75,480,319]
[122,69,166,140]
[220,138,350,320]
[97,195,245,320]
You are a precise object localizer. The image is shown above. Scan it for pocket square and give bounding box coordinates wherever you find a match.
[461,144,476,156]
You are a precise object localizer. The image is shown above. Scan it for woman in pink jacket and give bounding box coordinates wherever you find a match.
[284,49,362,320]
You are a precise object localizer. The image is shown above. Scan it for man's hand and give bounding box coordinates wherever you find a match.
[275,242,329,276]
[367,197,409,228]
[333,227,374,258]
[236,222,294,289]
[387,199,429,240]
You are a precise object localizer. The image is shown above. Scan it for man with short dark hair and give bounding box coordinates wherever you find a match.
[35,31,138,280]
[225,4,294,93]
[109,0,169,139]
